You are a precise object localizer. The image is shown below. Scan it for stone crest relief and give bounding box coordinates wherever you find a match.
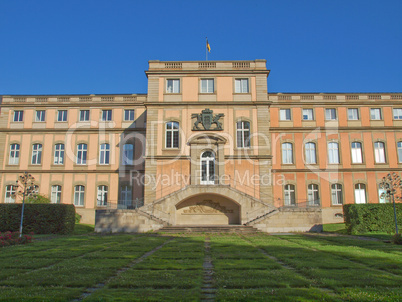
[183,200,233,214]
[191,108,224,131]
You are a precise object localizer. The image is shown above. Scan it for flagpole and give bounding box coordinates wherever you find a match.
[206,37,208,61]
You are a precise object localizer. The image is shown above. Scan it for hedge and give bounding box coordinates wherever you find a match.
[0,204,75,235]
[343,203,402,234]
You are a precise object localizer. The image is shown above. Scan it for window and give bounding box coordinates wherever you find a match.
[77,144,87,165]
[122,144,134,165]
[351,142,363,163]
[305,142,317,164]
[280,109,291,121]
[302,109,314,120]
[99,144,110,165]
[393,108,402,120]
[370,108,382,120]
[5,185,16,203]
[124,109,135,121]
[398,142,402,163]
[348,108,359,120]
[31,144,42,164]
[331,184,343,205]
[74,185,85,206]
[325,108,337,120]
[378,188,390,203]
[165,121,179,148]
[54,144,65,165]
[97,185,108,206]
[80,110,90,121]
[236,121,250,148]
[201,151,215,185]
[201,79,214,93]
[284,184,296,206]
[13,111,24,122]
[354,183,366,204]
[51,185,62,204]
[307,184,320,206]
[101,110,112,121]
[57,110,68,122]
[282,143,293,164]
[166,79,180,93]
[120,185,132,207]
[35,110,46,122]
[328,142,340,164]
[9,144,20,165]
[374,142,386,163]
[235,78,249,93]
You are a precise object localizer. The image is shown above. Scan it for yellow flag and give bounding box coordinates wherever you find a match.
[206,39,211,52]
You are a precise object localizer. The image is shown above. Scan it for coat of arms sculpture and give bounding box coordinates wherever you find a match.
[191,108,224,131]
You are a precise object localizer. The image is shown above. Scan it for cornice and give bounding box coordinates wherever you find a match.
[272,167,402,173]
[0,128,146,133]
[269,126,402,132]
[145,101,271,107]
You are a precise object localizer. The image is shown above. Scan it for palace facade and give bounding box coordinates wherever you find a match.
[1,60,401,232]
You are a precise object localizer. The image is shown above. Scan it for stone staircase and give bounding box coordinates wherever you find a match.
[157,225,259,234]
[244,208,279,225]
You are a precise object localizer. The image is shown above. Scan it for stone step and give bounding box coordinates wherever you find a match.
[157,225,259,233]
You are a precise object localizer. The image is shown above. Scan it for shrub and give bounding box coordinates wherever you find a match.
[392,233,402,245]
[343,204,402,235]
[25,194,51,204]
[0,231,33,247]
[75,212,82,223]
[0,204,75,235]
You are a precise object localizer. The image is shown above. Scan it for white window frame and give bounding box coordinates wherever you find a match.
[166,79,180,93]
[120,185,132,207]
[305,142,317,164]
[122,144,134,165]
[57,110,68,122]
[370,108,382,120]
[284,184,296,206]
[200,78,214,93]
[97,185,108,207]
[101,110,112,121]
[328,142,340,164]
[99,143,110,165]
[351,142,363,164]
[331,184,343,205]
[5,185,16,203]
[307,184,320,206]
[54,143,65,165]
[348,108,359,120]
[200,151,215,185]
[35,110,46,122]
[325,108,337,120]
[236,121,251,148]
[374,142,386,163]
[280,109,291,121]
[398,142,402,163]
[76,144,87,165]
[74,185,85,206]
[51,185,62,204]
[354,183,366,204]
[9,143,20,165]
[13,111,24,122]
[31,144,42,165]
[282,143,293,164]
[165,121,179,149]
[378,188,390,203]
[234,78,249,93]
[302,109,314,120]
[393,108,402,120]
[124,109,135,121]
[80,110,90,121]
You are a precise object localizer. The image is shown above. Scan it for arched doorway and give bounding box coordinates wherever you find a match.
[175,194,241,225]
[200,151,215,185]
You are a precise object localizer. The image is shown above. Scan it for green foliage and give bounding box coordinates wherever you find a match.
[0,231,33,247]
[0,204,75,235]
[343,204,402,234]
[392,233,402,245]
[25,194,51,204]
[75,212,82,223]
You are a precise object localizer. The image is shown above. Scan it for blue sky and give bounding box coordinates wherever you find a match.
[0,0,401,95]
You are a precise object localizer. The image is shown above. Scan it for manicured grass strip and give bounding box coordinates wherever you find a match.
[0,268,26,280]
[0,286,84,301]
[0,257,59,269]
[337,287,402,302]
[213,258,282,270]
[83,288,201,302]
[135,256,203,270]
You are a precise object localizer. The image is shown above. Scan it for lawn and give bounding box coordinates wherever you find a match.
[0,232,401,301]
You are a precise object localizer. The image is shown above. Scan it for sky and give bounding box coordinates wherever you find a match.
[0,0,401,95]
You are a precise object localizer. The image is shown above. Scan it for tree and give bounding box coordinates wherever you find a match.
[379,172,401,235]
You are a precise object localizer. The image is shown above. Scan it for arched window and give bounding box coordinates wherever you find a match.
[398,142,402,163]
[374,142,386,163]
[77,144,87,165]
[51,185,62,204]
[307,184,320,206]
[331,184,343,205]
[9,143,20,165]
[284,184,296,206]
[236,121,250,148]
[74,185,85,206]
[32,144,42,165]
[120,185,132,207]
[99,143,110,165]
[305,142,317,164]
[122,144,134,165]
[97,185,108,206]
[354,183,366,204]
[165,121,179,148]
[201,151,215,185]
[328,142,340,164]
[282,143,293,164]
[5,185,16,203]
[54,143,65,165]
[351,142,363,163]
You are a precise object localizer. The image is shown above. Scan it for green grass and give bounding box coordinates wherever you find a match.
[73,223,94,235]
[0,233,401,301]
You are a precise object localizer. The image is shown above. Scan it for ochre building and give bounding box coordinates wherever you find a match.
[1,60,401,232]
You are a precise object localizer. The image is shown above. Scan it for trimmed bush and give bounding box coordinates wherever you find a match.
[0,231,33,247]
[0,204,75,235]
[343,204,402,234]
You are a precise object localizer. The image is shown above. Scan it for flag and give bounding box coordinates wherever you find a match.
[206,39,211,52]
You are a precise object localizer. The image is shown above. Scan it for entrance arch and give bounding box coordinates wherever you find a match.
[175,193,240,225]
